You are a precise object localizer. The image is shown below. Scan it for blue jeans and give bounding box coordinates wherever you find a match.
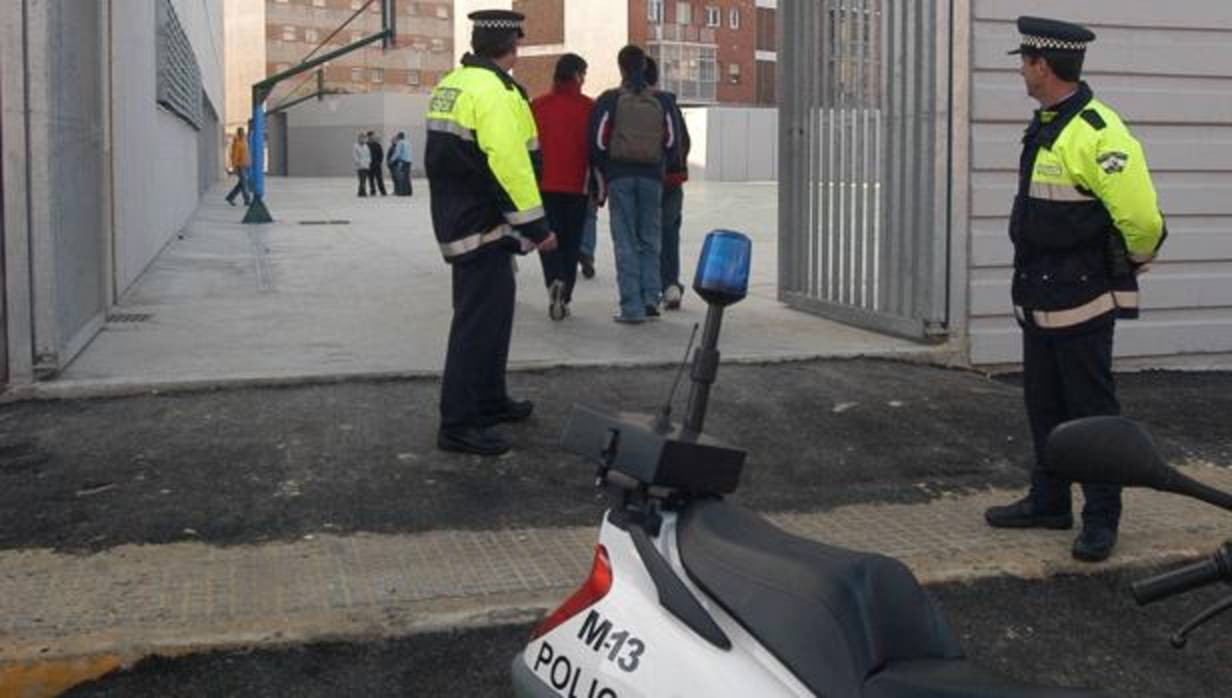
[608,176,663,319]
[660,185,684,290]
[226,167,251,205]
[580,199,598,258]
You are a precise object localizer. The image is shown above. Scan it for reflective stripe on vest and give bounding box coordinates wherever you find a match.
[1027,182,1096,202]
[438,224,525,258]
[1015,292,1116,329]
[426,118,475,142]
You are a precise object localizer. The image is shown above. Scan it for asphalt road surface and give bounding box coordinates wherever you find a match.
[2,363,1228,553]
[69,567,1232,698]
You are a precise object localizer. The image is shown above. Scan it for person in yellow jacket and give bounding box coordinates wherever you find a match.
[985,17,1167,562]
[426,9,557,456]
[225,126,252,207]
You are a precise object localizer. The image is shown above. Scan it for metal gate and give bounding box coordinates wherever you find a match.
[778,0,951,339]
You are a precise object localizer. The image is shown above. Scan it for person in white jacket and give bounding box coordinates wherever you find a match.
[353,132,372,197]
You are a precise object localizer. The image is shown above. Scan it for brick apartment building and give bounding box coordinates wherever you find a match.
[508,0,777,105]
[257,0,774,112]
[264,0,456,106]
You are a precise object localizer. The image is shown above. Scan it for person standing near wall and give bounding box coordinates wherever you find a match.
[225,127,252,207]
[644,57,691,310]
[589,45,680,324]
[984,17,1167,563]
[426,9,557,456]
[353,132,371,197]
[532,53,594,321]
[391,131,413,196]
[367,131,387,196]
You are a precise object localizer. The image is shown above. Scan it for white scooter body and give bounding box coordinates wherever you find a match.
[513,510,814,698]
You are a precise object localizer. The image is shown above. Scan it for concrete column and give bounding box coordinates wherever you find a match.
[1,0,35,387]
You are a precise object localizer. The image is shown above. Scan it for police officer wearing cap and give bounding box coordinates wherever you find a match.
[426,9,557,456]
[984,17,1167,562]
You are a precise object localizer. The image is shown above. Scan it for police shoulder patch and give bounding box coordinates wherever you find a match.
[1097,151,1129,174]
[429,87,461,114]
[1080,109,1107,130]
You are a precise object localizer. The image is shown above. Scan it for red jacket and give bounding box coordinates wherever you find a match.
[531,80,594,195]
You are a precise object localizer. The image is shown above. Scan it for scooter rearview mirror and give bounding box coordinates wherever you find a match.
[693,230,751,308]
[1045,416,1171,489]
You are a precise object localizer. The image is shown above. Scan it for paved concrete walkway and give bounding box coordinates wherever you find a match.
[49,178,934,396]
[3,467,1229,670]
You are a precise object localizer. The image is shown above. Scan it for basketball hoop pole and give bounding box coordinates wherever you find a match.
[243,5,395,224]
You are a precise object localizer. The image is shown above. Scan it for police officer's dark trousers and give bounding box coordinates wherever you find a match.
[1023,320,1122,528]
[440,245,516,432]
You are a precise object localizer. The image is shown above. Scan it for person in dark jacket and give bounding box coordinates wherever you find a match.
[531,53,594,321]
[589,45,680,323]
[366,131,387,196]
[644,57,691,310]
[425,9,557,456]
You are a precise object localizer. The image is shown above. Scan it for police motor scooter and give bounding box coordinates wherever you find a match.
[511,231,1111,698]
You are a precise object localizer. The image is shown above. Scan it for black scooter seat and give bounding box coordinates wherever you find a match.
[678,500,1107,698]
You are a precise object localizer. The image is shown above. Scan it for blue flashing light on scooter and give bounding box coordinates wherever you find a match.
[512,232,1136,698]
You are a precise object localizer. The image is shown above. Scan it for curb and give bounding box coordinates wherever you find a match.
[8,347,954,402]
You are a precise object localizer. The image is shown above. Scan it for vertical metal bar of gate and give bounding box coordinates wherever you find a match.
[778,0,950,340]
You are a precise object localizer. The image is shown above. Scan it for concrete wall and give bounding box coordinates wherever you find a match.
[0,0,109,376]
[286,92,430,177]
[111,0,226,296]
[683,107,778,181]
[964,1,1232,366]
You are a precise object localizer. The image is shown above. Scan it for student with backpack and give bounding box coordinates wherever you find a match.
[589,45,680,324]
[644,57,691,310]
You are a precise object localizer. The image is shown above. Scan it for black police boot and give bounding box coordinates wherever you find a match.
[984,496,1074,530]
[480,399,534,425]
[1072,525,1118,563]
[437,426,510,456]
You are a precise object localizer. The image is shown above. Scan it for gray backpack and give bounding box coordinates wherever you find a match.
[609,88,665,165]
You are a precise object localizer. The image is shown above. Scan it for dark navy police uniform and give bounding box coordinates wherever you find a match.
[986,17,1167,561]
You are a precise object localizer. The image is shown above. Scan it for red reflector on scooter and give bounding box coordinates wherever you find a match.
[531,545,613,640]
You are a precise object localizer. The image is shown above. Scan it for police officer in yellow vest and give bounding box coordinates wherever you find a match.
[985,17,1167,562]
[427,9,557,456]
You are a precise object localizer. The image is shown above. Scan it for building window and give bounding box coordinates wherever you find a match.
[351,67,364,82]
[436,5,450,19]
[282,25,296,41]
[676,2,692,25]
[371,68,384,83]
[305,28,319,43]
[430,37,446,53]
[728,61,741,84]
[705,6,720,27]
[648,0,664,23]
[730,7,741,30]
[407,70,421,86]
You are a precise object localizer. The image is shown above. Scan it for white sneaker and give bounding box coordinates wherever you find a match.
[664,284,683,310]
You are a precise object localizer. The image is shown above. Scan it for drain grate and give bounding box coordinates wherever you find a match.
[299,219,351,225]
[107,313,153,324]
